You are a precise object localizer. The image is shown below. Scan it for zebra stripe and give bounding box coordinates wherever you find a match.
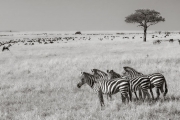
[128,75,154,100]
[77,72,131,107]
[123,66,168,99]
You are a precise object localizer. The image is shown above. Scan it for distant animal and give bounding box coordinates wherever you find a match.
[123,37,129,39]
[153,40,161,44]
[178,39,180,45]
[169,39,174,43]
[2,44,11,51]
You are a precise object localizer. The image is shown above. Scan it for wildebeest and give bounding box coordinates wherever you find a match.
[123,37,129,39]
[2,44,11,51]
[153,40,161,44]
[169,39,174,43]
[178,39,180,45]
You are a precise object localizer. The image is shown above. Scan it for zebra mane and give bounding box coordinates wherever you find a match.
[83,72,94,77]
[111,70,121,76]
[123,66,143,75]
[92,69,107,75]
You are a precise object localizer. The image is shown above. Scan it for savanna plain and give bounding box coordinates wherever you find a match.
[0,32,180,120]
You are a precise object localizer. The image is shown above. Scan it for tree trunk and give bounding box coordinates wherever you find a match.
[143,27,147,42]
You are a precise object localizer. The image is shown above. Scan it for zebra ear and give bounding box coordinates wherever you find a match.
[107,70,109,73]
[111,70,114,72]
[123,67,128,71]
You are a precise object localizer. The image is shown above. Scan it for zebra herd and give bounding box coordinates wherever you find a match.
[77,67,168,109]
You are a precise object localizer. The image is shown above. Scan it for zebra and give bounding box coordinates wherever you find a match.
[128,75,154,101]
[122,66,167,100]
[91,68,115,96]
[77,72,131,108]
[107,70,122,79]
[91,69,112,100]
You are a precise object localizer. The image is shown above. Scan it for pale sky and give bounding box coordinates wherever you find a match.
[0,0,179,31]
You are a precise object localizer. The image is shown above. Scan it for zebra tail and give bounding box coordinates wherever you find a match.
[164,79,168,96]
[149,82,154,100]
[128,83,132,101]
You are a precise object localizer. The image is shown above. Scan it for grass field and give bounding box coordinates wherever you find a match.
[0,33,180,120]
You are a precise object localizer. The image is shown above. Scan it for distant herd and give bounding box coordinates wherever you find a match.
[0,33,180,52]
[77,67,168,109]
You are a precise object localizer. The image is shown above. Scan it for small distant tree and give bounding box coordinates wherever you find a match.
[125,9,165,42]
[75,31,81,35]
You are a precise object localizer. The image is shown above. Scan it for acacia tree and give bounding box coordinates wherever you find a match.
[125,9,165,42]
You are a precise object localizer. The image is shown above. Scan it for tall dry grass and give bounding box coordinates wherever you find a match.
[0,36,180,119]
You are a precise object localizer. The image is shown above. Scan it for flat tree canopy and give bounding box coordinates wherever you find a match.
[125,9,165,42]
[75,31,82,35]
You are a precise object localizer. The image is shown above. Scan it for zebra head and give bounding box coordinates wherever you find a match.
[122,66,143,79]
[77,72,96,88]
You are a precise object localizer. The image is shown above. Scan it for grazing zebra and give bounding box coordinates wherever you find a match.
[122,66,167,100]
[2,44,11,52]
[107,70,122,79]
[77,72,131,108]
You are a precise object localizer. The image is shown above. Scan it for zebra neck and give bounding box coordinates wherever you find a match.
[86,76,97,88]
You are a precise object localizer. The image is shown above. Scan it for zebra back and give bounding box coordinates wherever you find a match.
[129,75,151,92]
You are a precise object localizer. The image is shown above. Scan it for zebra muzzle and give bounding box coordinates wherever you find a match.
[77,83,81,88]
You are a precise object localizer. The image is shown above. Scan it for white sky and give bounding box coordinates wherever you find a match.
[0,0,179,31]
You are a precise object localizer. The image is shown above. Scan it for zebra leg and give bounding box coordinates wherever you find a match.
[106,94,112,101]
[98,89,104,108]
[107,94,109,100]
[125,93,129,103]
[109,94,112,101]
[138,88,143,100]
[141,90,147,101]
[159,85,165,100]
[121,94,125,103]
[134,92,139,100]
[156,87,160,100]
[128,89,132,102]
[163,80,168,99]
[149,83,154,100]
